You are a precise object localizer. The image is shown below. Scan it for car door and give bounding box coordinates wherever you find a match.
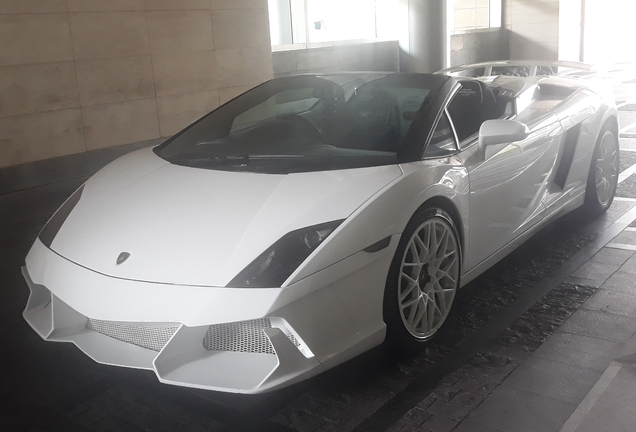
[451,92,565,271]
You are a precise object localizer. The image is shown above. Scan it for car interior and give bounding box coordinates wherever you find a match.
[446,80,504,143]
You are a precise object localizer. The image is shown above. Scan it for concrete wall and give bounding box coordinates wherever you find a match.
[503,0,560,60]
[272,41,400,78]
[450,27,509,66]
[0,0,273,169]
[1,1,516,169]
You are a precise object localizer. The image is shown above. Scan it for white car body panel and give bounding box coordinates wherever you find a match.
[437,60,594,78]
[51,147,402,287]
[23,153,469,393]
[463,113,564,269]
[24,232,396,392]
[290,157,470,285]
[22,66,619,393]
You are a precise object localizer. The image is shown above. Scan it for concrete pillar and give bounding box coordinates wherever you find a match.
[399,0,450,73]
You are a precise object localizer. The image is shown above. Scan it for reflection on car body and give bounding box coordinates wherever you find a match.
[23,64,619,393]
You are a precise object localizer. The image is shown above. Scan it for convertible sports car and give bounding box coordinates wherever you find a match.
[23,62,619,393]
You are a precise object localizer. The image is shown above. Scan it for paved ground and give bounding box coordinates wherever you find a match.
[2,65,636,432]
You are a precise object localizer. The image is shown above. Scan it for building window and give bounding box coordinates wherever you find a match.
[452,0,502,32]
[268,0,398,48]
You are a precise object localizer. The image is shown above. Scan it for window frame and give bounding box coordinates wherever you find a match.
[446,94,480,150]
[423,109,459,159]
[269,0,394,49]
[444,88,481,150]
[451,0,502,34]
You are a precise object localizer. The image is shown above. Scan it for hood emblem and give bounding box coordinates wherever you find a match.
[116,252,131,265]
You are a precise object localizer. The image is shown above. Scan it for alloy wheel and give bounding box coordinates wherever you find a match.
[398,217,460,340]
[595,130,619,207]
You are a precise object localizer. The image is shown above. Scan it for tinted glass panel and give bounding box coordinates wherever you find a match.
[425,112,457,157]
[155,74,447,173]
[447,80,503,144]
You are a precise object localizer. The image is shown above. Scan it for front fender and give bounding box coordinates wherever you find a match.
[288,156,470,285]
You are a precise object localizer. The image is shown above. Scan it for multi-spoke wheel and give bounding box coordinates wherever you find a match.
[584,124,619,215]
[384,207,461,348]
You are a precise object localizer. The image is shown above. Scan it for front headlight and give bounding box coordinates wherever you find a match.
[227,220,344,288]
[38,185,84,248]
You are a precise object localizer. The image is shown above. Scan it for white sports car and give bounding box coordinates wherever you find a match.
[23,63,619,393]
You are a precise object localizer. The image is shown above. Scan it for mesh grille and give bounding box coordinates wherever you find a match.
[87,319,179,352]
[202,318,299,355]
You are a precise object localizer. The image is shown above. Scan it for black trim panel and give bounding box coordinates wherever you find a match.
[364,236,392,253]
[554,123,581,189]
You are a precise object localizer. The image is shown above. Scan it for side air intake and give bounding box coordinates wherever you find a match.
[554,123,582,189]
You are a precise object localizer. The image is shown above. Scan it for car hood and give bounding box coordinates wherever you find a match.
[50,147,402,287]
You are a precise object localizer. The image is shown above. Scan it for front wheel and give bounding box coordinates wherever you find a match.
[383,207,461,350]
[583,124,619,215]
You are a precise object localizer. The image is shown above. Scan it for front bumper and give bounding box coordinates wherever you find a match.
[23,238,395,393]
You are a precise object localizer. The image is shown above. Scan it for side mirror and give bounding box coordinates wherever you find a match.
[478,120,530,153]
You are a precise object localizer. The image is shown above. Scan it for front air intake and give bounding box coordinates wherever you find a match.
[202,318,299,355]
[87,319,179,352]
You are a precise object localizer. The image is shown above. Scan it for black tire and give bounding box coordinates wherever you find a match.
[383,207,461,350]
[583,123,619,216]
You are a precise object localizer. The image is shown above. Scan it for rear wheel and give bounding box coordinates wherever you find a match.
[583,124,619,215]
[384,207,461,349]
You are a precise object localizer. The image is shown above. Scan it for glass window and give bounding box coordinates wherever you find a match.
[307,0,377,43]
[447,84,484,142]
[154,74,447,174]
[425,112,457,157]
[269,0,399,47]
[231,88,319,132]
[453,0,502,32]
[446,81,502,145]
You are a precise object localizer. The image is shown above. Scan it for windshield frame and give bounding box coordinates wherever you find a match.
[154,73,451,174]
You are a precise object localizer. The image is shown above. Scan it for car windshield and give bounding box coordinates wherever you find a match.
[154,73,447,173]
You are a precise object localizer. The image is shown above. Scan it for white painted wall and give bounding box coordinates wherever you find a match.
[504,0,560,60]
[583,0,636,63]
[558,0,582,61]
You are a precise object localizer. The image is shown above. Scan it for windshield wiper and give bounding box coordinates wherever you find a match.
[195,139,227,146]
[166,154,240,164]
[165,154,308,165]
[247,154,305,160]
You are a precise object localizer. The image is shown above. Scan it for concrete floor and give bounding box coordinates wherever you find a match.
[2,67,636,432]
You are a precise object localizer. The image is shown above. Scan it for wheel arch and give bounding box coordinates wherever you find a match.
[602,114,619,139]
[414,195,465,259]
[382,194,463,348]
[582,112,620,215]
